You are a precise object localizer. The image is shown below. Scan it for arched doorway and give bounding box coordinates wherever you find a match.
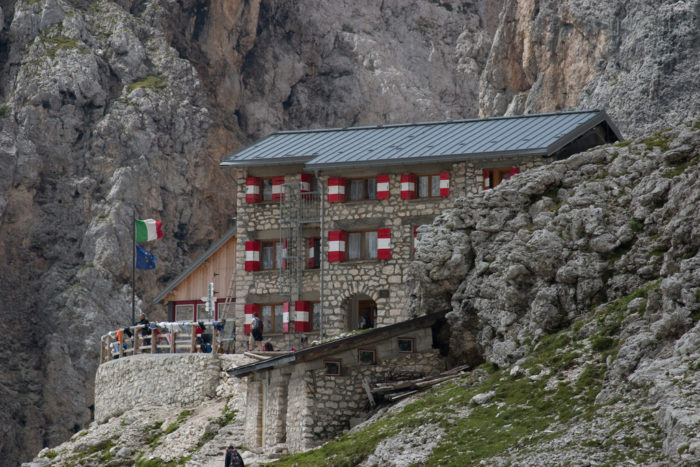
[345,294,377,331]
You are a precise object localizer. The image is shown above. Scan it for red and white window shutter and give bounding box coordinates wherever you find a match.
[377,228,391,259]
[328,177,346,202]
[400,174,416,199]
[246,177,261,203]
[482,169,491,190]
[282,302,290,333]
[271,176,285,201]
[295,301,310,332]
[281,238,288,270]
[244,303,259,335]
[377,174,390,199]
[307,238,318,269]
[245,241,261,271]
[300,173,312,193]
[440,171,450,197]
[328,230,346,262]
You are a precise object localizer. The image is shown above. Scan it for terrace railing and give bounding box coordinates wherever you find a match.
[99,321,234,364]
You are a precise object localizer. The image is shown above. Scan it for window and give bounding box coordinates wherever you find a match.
[347,178,377,201]
[312,302,322,331]
[324,360,342,376]
[262,178,273,201]
[484,167,519,190]
[358,349,377,365]
[307,237,320,269]
[261,303,284,333]
[175,304,194,321]
[417,174,441,198]
[261,241,284,270]
[347,231,378,260]
[398,337,415,353]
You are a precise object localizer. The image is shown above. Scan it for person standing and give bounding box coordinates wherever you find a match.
[138,313,151,347]
[224,445,244,467]
[251,312,263,351]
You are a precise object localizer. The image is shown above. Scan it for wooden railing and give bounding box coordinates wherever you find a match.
[99,321,235,364]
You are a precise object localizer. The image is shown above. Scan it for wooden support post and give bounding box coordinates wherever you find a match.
[362,377,376,408]
[133,327,140,355]
[213,327,219,355]
[100,337,105,363]
[191,326,197,353]
[170,332,176,354]
[151,331,157,353]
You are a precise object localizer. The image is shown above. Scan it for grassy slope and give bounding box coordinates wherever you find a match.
[270,281,671,466]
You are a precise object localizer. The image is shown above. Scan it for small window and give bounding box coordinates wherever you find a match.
[307,237,320,269]
[262,178,273,201]
[312,302,322,331]
[261,241,284,270]
[175,304,194,321]
[262,303,285,333]
[358,349,376,365]
[346,230,378,260]
[417,175,441,198]
[324,360,342,376]
[397,337,415,353]
[346,178,377,201]
[484,167,517,189]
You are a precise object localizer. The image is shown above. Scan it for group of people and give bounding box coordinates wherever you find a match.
[110,313,233,358]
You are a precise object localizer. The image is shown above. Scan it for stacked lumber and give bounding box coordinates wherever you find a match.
[369,364,471,401]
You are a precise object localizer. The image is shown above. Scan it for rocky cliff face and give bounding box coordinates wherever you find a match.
[479,0,700,137]
[404,121,699,463]
[0,0,697,464]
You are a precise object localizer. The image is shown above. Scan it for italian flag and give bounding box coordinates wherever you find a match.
[135,219,163,242]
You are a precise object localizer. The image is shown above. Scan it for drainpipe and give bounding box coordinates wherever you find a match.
[315,170,325,339]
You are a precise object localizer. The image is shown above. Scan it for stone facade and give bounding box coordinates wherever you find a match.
[94,354,244,423]
[231,156,550,352]
[241,326,444,454]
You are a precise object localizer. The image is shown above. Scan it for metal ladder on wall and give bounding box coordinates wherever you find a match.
[218,261,238,352]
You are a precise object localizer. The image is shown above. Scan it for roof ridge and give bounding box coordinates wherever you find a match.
[273,109,602,135]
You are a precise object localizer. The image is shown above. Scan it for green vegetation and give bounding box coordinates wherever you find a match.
[641,131,671,152]
[127,75,168,93]
[0,105,10,118]
[135,457,188,467]
[614,140,632,148]
[628,219,644,234]
[41,34,88,59]
[662,158,696,179]
[44,450,58,459]
[144,420,165,447]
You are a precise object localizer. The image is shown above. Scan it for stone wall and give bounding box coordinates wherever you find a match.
[245,326,444,454]
[231,155,545,351]
[94,354,222,423]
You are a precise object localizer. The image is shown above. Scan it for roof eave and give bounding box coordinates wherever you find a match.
[219,155,317,168]
[229,310,448,377]
[303,149,548,170]
[545,110,623,155]
[152,224,237,304]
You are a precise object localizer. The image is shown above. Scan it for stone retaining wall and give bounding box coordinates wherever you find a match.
[94,354,222,423]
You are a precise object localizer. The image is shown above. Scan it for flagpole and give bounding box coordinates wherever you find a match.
[131,208,136,325]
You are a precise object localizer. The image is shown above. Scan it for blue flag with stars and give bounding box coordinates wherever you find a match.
[136,245,157,270]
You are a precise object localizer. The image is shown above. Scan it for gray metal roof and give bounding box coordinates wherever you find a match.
[229,310,448,377]
[152,225,237,304]
[220,110,621,169]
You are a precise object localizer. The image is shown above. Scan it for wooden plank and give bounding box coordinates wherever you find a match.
[389,390,417,401]
[415,374,459,388]
[362,377,376,408]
